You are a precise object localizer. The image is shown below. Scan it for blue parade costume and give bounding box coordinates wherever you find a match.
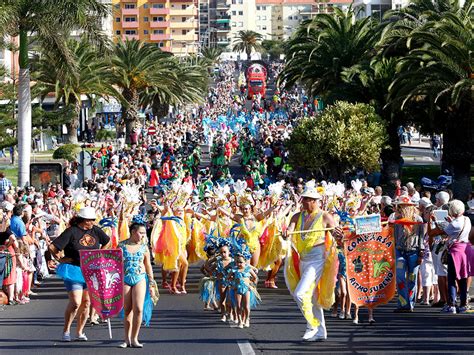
[56,263,87,292]
[56,263,87,288]
[199,276,220,304]
[120,242,153,326]
[229,264,261,309]
[216,257,233,288]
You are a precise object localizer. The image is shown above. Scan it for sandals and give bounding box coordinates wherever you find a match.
[268,281,278,289]
[169,288,182,295]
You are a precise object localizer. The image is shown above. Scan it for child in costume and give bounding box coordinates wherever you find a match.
[229,253,260,328]
[331,239,351,320]
[215,240,234,322]
[199,244,219,311]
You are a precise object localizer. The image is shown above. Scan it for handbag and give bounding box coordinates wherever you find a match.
[441,248,449,265]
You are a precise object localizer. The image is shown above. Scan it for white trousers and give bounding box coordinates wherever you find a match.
[294,245,326,335]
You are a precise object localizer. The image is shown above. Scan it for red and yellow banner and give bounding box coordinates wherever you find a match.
[344,226,395,308]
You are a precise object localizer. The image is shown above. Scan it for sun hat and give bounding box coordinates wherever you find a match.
[393,195,417,206]
[300,186,322,200]
[78,207,97,220]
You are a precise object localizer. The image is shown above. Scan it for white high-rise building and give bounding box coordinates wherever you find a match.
[229,0,257,41]
[352,0,392,20]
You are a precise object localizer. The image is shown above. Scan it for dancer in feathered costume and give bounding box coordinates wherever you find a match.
[228,236,260,328]
[218,180,276,267]
[214,238,234,322]
[229,253,260,328]
[198,235,220,310]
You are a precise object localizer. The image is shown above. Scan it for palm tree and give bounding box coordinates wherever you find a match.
[341,54,407,186]
[143,61,209,121]
[387,8,473,199]
[279,8,380,103]
[35,38,117,144]
[109,39,176,143]
[201,47,223,66]
[380,0,465,56]
[0,0,108,187]
[232,30,263,60]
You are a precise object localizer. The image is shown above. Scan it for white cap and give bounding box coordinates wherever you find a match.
[406,182,415,189]
[2,201,14,211]
[435,191,450,205]
[419,197,433,208]
[78,207,97,220]
[300,187,322,200]
[381,196,392,206]
[467,199,474,210]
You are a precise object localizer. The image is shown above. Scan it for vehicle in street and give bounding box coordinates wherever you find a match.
[246,63,267,99]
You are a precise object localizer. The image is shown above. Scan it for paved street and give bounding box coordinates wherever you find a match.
[401,139,441,166]
[1,265,473,355]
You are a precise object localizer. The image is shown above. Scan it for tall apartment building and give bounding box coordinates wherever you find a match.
[199,0,257,49]
[254,0,350,41]
[199,0,232,48]
[111,0,199,56]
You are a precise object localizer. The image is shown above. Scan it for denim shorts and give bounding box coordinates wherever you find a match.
[64,280,87,292]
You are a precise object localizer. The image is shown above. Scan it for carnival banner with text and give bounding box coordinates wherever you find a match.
[80,249,124,319]
[344,224,395,308]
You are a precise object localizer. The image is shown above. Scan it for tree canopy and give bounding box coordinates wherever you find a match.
[287,101,387,180]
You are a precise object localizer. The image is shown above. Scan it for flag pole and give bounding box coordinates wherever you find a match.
[107,318,112,339]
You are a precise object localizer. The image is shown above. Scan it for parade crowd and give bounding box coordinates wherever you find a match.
[0,62,473,347]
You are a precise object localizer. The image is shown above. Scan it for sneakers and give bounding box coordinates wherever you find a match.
[302,328,318,341]
[62,332,71,342]
[75,334,88,341]
[443,306,457,314]
[306,328,327,342]
[457,306,468,314]
[441,304,450,312]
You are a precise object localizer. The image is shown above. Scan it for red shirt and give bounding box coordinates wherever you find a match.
[149,170,160,187]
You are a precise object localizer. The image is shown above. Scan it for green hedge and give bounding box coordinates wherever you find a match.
[96,129,116,141]
[52,144,80,162]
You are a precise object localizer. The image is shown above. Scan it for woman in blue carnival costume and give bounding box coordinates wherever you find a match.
[118,216,158,348]
[49,207,110,342]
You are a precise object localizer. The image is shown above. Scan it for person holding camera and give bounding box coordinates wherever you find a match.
[428,200,471,314]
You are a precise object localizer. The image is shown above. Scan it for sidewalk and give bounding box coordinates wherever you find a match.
[401,136,437,150]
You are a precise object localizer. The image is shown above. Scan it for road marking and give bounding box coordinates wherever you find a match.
[237,340,256,355]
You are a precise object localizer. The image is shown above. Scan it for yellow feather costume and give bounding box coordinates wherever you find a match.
[239,218,263,253]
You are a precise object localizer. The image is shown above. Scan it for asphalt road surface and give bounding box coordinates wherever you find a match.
[1,264,473,355]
